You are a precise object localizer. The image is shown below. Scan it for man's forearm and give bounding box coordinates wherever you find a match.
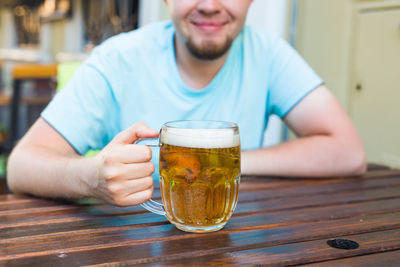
[241,135,366,177]
[7,145,97,200]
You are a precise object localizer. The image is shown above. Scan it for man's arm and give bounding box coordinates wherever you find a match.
[241,85,367,177]
[7,118,159,206]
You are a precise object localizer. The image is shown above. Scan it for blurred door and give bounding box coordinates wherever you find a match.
[350,7,400,167]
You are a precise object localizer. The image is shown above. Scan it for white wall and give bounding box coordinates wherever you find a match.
[64,0,85,53]
[246,0,289,147]
[246,0,288,39]
[0,8,16,48]
[139,0,162,27]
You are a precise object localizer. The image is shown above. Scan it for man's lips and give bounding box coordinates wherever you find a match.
[192,21,227,32]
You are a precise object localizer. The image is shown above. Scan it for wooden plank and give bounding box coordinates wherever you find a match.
[2,211,400,266]
[12,64,57,80]
[244,168,400,181]
[240,168,400,192]
[1,168,399,209]
[141,229,400,266]
[236,185,400,216]
[0,193,43,202]
[0,93,52,106]
[1,168,398,204]
[21,95,52,105]
[0,200,77,212]
[367,163,391,171]
[240,170,400,195]
[3,184,400,238]
[0,174,386,203]
[2,198,399,247]
[2,176,400,219]
[4,210,400,254]
[3,197,400,256]
[238,176,400,203]
[305,249,400,266]
[2,173,400,216]
[0,205,146,224]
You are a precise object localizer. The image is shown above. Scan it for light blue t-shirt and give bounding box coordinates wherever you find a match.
[42,21,323,178]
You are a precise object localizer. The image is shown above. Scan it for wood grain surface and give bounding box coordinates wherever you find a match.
[1,165,400,266]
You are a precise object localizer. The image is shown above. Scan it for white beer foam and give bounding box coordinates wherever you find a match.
[161,128,240,148]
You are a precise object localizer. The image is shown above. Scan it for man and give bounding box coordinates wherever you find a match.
[7,0,366,206]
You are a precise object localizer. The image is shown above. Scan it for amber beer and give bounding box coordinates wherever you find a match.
[159,124,240,233]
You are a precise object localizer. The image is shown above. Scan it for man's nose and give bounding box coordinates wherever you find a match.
[197,0,222,15]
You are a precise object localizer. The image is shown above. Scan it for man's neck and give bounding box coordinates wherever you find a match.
[174,36,230,90]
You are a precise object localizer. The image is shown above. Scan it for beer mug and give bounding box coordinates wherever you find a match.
[140,120,241,233]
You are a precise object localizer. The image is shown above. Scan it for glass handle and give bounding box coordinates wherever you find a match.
[135,137,166,216]
[140,199,166,215]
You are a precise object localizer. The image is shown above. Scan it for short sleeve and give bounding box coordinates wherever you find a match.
[41,59,120,155]
[268,38,324,118]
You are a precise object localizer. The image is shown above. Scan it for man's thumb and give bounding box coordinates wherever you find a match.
[112,122,159,144]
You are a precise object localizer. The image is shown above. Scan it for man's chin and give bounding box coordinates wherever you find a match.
[186,39,233,60]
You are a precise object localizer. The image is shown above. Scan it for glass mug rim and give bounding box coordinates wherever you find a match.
[163,120,239,130]
[139,120,241,233]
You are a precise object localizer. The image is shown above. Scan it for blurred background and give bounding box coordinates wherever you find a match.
[0,0,399,182]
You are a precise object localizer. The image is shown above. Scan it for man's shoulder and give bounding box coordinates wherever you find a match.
[241,25,282,49]
[94,21,174,57]
[236,25,292,67]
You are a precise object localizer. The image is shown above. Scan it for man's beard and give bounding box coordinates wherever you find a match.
[185,36,234,60]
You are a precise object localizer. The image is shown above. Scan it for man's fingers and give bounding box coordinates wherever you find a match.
[108,176,153,197]
[112,185,154,207]
[104,162,155,180]
[103,145,153,164]
[123,162,155,178]
[112,122,159,144]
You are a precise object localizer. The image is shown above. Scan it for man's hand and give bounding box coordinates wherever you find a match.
[7,119,161,205]
[90,122,159,206]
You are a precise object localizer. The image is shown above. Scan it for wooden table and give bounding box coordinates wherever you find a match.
[2,165,400,266]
